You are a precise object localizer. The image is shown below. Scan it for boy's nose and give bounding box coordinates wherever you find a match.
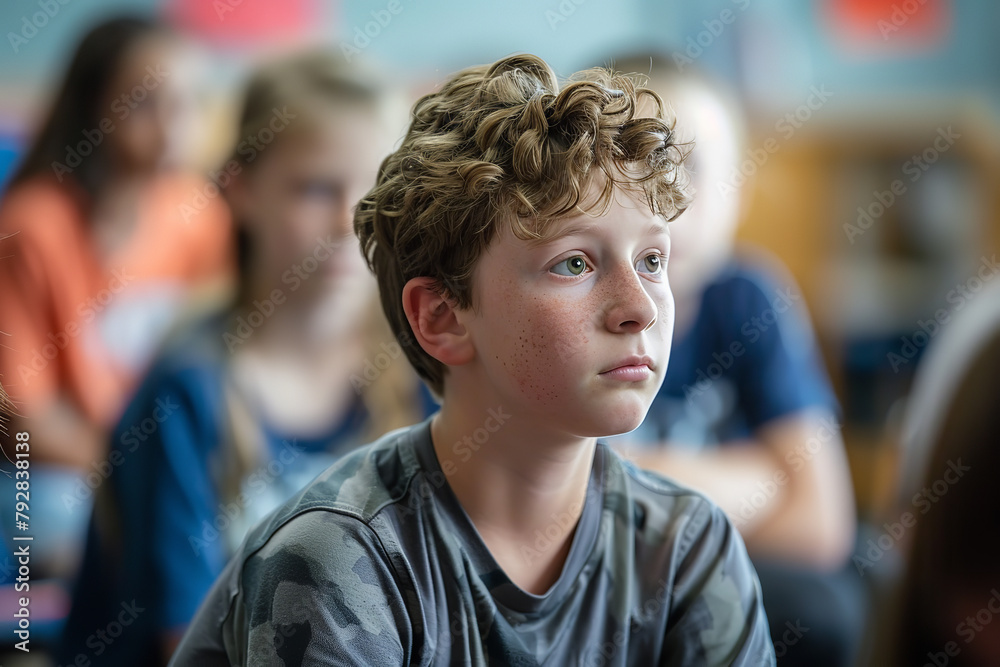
[604,265,658,334]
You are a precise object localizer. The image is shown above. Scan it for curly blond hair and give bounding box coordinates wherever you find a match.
[355,53,692,396]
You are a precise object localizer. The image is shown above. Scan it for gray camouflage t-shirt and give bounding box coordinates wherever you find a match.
[171,417,774,666]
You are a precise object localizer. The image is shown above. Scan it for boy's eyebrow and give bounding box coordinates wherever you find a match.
[648,218,670,236]
[527,216,670,249]
[525,222,591,248]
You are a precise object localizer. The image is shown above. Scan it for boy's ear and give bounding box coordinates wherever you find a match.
[402,277,474,367]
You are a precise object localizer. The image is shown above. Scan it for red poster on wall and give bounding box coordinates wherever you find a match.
[824,0,950,52]
[164,0,323,48]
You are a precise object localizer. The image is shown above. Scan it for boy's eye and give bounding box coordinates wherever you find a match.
[636,253,665,275]
[550,255,589,277]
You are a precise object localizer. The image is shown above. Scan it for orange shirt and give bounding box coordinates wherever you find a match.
[0,173,233,428]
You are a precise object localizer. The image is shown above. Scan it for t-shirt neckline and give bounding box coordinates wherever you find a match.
[406,417,607,616]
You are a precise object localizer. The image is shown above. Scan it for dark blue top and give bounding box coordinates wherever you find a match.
[625,253,837,449]
[56,311,431,665]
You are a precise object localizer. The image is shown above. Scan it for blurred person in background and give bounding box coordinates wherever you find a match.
[885,280,1000,667]
[608,54,863,667]
[57,50,431,665]
[0,17,232,578]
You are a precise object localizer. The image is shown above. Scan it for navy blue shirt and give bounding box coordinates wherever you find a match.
[625,253,836,449]
[56,311,397,665]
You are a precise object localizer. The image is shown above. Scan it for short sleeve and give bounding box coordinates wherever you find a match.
[662,499,775,666]
[223,511,412,666]
[725,263,837,428]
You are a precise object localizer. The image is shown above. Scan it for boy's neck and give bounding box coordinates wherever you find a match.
[429,390,598,595]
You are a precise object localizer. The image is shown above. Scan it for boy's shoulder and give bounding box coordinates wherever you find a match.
[604,445,724,542]
[238,424,730,581]
[242,427,727,573]
[250,419,423,533]
[242,423,736,564]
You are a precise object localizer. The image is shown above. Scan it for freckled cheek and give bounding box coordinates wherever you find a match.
[550,291,600,337]
[508,301,594,402]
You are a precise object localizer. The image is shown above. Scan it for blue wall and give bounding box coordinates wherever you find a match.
[1,0,997,145]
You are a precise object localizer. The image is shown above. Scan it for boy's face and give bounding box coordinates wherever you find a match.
[457,186,673,438]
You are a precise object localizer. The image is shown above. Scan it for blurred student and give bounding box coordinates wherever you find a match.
[887,281,1000,667]
[0,17,232,576]
[608,55,862,666]
[57,50,427,665]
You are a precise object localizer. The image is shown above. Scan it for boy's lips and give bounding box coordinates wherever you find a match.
[599,355,655,381]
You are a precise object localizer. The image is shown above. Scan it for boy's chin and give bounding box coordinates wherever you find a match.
[583,401,652,439]
[600,418,646,439]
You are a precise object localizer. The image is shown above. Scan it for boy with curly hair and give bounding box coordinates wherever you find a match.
[173,53,774,666]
